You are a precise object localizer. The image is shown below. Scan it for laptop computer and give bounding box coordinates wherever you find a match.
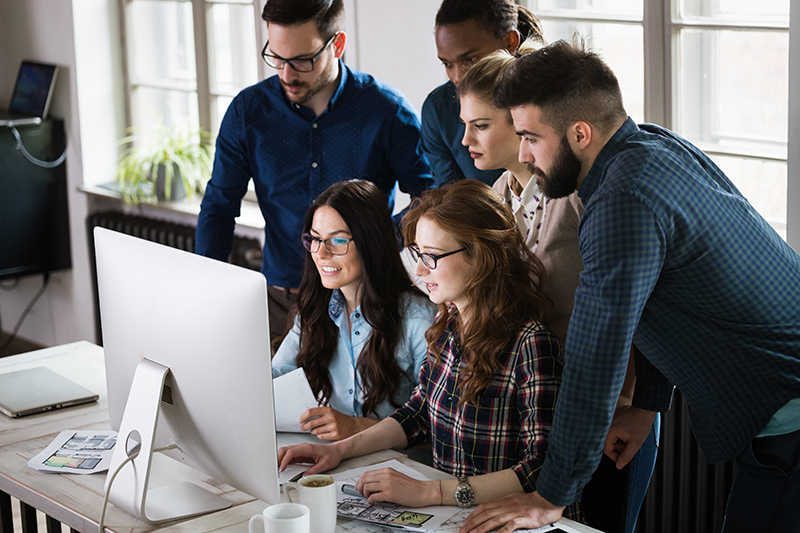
[0,61,58,127]
[0,366,99,418]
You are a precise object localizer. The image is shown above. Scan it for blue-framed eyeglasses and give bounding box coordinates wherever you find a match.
[261,33,339,72]
[302,233,353,255]
[408,244,465,270]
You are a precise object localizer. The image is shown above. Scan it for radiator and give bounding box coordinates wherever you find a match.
[636,389,737,532]
[87,210,263,344]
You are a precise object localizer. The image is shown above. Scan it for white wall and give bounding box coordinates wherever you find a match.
[0,0,123,347]
[344,0,446,113]
[788,0,800,252]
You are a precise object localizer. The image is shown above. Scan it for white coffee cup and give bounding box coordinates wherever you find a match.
[289,474,337,533]
[248,502,310,533]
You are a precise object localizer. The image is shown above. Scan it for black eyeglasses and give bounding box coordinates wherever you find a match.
[262,33,338,72]
[302,233,353,255]
[408,244,465,270]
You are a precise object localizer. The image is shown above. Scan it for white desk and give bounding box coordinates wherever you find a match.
[0,342,598,533]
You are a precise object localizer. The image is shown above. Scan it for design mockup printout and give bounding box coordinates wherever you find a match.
[28,430,117,474]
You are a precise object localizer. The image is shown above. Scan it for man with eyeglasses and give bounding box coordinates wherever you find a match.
[196,0,432,342]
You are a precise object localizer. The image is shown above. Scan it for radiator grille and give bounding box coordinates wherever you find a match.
[636,389,737,532]
[87,210,263,344]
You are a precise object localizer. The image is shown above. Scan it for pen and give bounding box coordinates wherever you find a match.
[341,483,364,498]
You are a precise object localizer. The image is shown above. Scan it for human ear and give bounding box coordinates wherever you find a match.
[333,31,347,58]
[570,121,593,151]
[504,30,521,54]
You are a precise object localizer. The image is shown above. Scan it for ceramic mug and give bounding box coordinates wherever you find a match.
[248,502,310,533]
[288,474,337,533]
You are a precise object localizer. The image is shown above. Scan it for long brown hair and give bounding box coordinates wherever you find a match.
[296,180,418,417]
[402,180,550,404]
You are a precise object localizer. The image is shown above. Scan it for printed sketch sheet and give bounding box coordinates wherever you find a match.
[330,459,459,531]
[27,430,117,474]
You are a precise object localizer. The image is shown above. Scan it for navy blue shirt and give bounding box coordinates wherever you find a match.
[196,61,432,287]
[536,118,800,506]
[421,81,503,187]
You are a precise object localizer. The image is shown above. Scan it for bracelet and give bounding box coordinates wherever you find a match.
[438,480,443,505]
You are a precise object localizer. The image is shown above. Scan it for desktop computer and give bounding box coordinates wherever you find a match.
[94,227,280,524]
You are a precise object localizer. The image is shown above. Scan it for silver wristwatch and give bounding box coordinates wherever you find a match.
[454,476,475,508]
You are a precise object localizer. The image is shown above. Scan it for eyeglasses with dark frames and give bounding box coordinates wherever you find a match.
[302,233,353,255]
[408,244,465,270]
[261,33,339,72]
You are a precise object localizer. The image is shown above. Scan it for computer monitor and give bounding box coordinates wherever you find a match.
[94,227,279,524]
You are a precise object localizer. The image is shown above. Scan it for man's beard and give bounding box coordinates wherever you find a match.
[280,57,334,105]
[527,135,582,199]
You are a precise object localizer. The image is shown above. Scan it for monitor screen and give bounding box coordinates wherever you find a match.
[9,61,57,117]
[94,228,279,522]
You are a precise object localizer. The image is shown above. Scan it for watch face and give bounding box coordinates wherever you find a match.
[455,482,474,507]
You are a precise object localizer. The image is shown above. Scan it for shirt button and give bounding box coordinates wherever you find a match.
[354,313,360,318]
[354,330,360,335]
[349,389,354,395]
[311,162,318,168]
[312,123,318,129]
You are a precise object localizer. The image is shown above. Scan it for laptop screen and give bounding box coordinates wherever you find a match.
[9,61,58,117]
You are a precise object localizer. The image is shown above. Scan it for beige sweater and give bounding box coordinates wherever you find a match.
[493,171,584,345]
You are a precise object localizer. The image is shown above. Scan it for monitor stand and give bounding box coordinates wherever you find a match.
[104,358,231,524]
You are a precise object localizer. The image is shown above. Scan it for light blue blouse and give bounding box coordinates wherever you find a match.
[272,290,436,419]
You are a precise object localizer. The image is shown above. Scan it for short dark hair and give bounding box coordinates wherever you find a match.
[262,0,345,38]
[494,37,627,136]
[435,0,544,44]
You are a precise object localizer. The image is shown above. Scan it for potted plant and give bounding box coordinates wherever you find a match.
[115,124,214,204]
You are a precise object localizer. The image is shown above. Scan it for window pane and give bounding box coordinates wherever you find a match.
[680,0,789,19]
[128,0,196,88]
[539,21,644,122]
[213,94,234,136]
[713,154,787,238]
[132,87,199,139]
[208,2,258,96]
[678,29,788,159]
[530,0,642,17]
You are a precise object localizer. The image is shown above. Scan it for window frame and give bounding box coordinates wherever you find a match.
[522,0,791,238]
[118,0,267,136]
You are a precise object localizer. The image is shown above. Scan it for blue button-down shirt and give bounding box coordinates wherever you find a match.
[421,81,503,187]
[272,290,436,419]
[536,118,800,506]
[196,61,432,288]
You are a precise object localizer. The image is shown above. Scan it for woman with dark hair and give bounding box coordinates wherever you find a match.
[276,180,581,520]
[421,0,545,187]
[272,180,435,441]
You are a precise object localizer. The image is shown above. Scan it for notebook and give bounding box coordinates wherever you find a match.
[0,61,58,127]
[0,366,99,418]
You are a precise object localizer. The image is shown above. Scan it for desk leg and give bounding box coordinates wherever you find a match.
[20,501,38,533]
[1,490,13,533]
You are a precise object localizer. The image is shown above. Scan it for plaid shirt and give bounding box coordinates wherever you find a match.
[390,307,563,493]
[537,118,800,507]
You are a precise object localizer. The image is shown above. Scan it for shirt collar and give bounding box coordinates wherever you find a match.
[506,173,544,206]
[327,288,361,323]
[578,117,639,203]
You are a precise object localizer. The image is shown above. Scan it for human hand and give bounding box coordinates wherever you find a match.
[301,406,364,441]
[277,442,344,475]
[604,405,656,469]
[354,467,437,508]
[460,491,564,533]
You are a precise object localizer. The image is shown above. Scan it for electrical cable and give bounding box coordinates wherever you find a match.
[9,125,67,168]
[97,443,178,532]
[0,272,49,356]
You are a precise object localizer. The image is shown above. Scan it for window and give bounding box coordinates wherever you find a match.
[522,0,790,238]
[120,0,264,143]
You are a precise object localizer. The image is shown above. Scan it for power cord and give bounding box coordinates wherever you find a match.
[97,442,178,532]
[9,125,67,168]
[0,272,50,356]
